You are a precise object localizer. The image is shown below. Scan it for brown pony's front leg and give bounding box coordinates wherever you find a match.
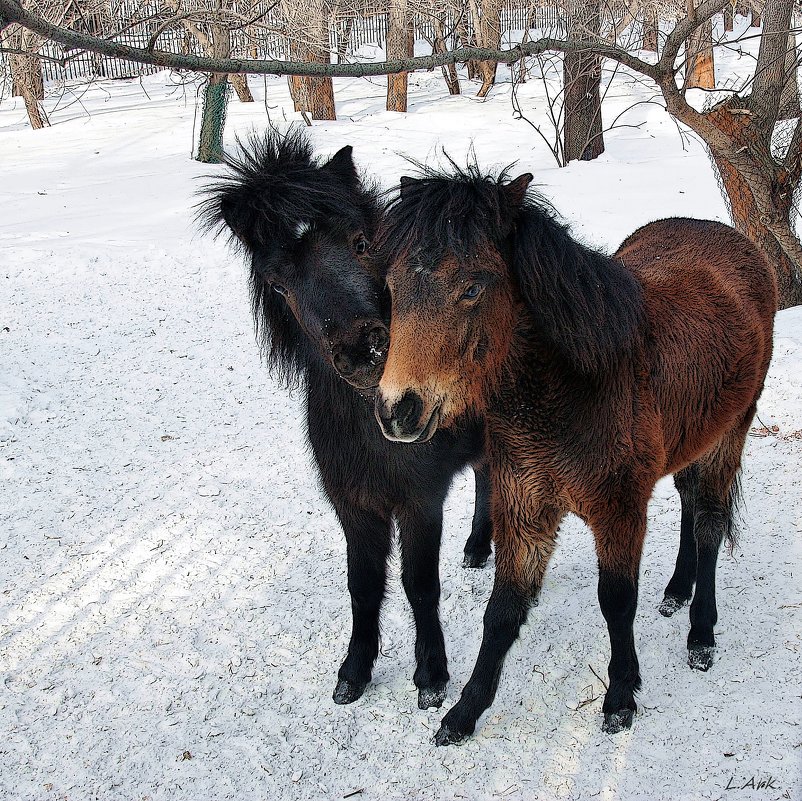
[434,493,562,746]
[591,505,648,733]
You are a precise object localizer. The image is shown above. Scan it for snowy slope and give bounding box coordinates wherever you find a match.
[1,34,800,801]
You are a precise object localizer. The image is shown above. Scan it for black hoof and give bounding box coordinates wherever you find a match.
[433,724,469,747]
[602,708,634,734]
[333,678,366,705]
[658,593,688,617]
[462,550,490,569]
[688,645,715,671]
[418,683,447,710]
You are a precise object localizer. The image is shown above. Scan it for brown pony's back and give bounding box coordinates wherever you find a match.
[617,218,776,472]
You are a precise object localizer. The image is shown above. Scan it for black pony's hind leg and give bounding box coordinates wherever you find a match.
[463,464,493,568]
[660,465,699,617]
[397,501,450,709]
[333,505,392,704]
[687,410,751,672]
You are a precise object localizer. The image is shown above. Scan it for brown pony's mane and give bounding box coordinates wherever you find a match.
[380,159,646,374]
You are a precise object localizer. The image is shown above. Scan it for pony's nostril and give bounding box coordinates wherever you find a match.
[333,350,355,376]
[367,326,389,354]
[393,391,423,432]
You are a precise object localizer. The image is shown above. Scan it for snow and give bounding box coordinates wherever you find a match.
[1,32,801,801]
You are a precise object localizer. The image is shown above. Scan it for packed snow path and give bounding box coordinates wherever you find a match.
[1,62,800,801]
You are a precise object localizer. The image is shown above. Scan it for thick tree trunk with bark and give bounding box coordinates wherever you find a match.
[475,0,502,97]
[387,0,411,111]
[706,103,801,307]
[563,0,605,162]
[778,31,799,120]
[197,20,230,163]
[685,14,715,89]
[229,73,254,102]
[657,0,802,308]
[9,51,48,129]
[284,1,336,119]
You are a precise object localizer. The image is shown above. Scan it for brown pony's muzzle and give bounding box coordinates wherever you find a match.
[375,389,440,443]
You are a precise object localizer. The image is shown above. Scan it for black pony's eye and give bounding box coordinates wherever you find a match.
[354,235,368,255]
[272,283,288,296]
[461,283,484,301]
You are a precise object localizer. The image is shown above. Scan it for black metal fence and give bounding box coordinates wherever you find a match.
[14,2,565,85]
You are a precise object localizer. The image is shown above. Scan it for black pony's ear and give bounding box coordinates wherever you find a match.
[399,175,417,197]
[503,173,533,208]
[323,145,358,186]
[219,194,258,251]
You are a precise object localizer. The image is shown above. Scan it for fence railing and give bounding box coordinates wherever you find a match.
[19,2,565,84]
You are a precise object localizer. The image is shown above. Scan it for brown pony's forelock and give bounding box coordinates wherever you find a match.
[378,157,647,376]
[377,158,528,270]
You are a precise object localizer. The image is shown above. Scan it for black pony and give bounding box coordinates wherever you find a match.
[198,128,492,709]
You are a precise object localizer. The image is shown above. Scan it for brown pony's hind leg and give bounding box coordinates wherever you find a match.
[686,408,754,671]
[659,465,699,617]
[594,505,648,734]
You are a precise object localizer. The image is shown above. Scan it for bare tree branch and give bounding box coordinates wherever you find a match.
[0,0,660,78]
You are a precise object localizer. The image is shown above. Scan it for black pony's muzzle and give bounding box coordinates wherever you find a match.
[330,323,389,389]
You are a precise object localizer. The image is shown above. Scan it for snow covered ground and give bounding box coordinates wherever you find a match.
[1,27,800,801]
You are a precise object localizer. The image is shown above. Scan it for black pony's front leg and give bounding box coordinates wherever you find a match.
[332,504,393,705]
[397,502,450,709]
[463,464,493,568]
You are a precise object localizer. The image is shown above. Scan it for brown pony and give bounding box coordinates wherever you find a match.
[374,162,777,745]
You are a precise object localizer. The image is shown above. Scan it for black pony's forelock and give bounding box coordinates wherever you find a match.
[195,126,373,253]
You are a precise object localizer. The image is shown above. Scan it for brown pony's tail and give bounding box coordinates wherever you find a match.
[724,471,743,556]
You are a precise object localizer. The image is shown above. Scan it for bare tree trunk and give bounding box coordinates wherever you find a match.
[476,0,502,97]
[337,16,354,62]
[387,0,410,111]
[455,16,478,79]
[230,73,254,102]
[9,52,48,129]
[685,8,715,89]
[563,0,605,162]
[723,4,734,30]
[657,0,802,308]
[197,19,231,162]
[642,6,659,52]
[778,31,799,120]
[433,17,460,94]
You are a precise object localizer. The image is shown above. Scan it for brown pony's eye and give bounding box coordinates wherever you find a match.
[272,283,288,296]
[354,235,368,255]
[461,283,484,301]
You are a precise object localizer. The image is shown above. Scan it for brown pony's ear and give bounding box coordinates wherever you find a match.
[504,173,533,208]
[399,175,418,197]
[324,145,358,186]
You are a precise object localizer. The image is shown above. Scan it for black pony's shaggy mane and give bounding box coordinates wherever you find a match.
[196,126,382,386]
[380,158,645,374]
